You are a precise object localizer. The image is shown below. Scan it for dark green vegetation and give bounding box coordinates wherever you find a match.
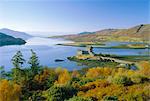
[51,24,150,43]
[0,32,26,46]
[78,32,95,35]
[68,56,119,68]
[110,43,150,49]
[0,50,150,101]
[112,55,150,62]
[94,53,150,62]
[57,42,105,47]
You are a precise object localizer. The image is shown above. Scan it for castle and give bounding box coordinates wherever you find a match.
[77,46,95,56]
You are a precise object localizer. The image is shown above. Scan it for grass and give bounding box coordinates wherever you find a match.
[68,56,119,68]
[110,43,149,49]
[57,41,150,49]
[57,42,105,47]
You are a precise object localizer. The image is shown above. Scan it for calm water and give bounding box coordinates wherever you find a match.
[0,37,148,71]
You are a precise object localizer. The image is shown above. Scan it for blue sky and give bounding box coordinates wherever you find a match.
[0,0,149,36]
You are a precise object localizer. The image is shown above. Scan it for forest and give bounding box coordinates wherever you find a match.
[0,50,149,101]
[0,32,26,46]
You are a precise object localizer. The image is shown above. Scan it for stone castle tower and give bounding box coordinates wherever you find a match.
[77,46,95,56]
[86,46,94,56]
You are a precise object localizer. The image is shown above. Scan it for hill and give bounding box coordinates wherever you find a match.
[0,28,32,40]
[78,31,95,35]
[0,32,26,46]
[51,24,150,43]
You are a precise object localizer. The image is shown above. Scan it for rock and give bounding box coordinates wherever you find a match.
[55,59,64,62]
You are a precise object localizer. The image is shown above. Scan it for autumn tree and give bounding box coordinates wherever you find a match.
[112,75,132,86]
[34,68,56,90]
[138,61,150,76]
[86,67,112,78]
[0,79,21,101]
[55,69,71,85]
[72,70,80,78]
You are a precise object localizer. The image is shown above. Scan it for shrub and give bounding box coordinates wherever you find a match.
[34,68,56,90]
[66,96,93,101]
[86,67,112,78]
[138,61,150,76]
[104,96,118,101]
[0,79,21,101]
[79,80,109,92]
[78,78,96,86]
[55,69,71,85]
[130,74,149,84]
[112,75,132,85]
[46,85,77,101]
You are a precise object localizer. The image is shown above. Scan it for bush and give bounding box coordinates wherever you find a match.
[66,96,93,101]
[131,75,148,84]
[0,79,21,101]
[104,96,118,101]
[78,79,95,86]
[46,85,77,101]
[112,75,132,85]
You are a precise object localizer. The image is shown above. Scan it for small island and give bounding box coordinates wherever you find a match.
[68,46,139,69]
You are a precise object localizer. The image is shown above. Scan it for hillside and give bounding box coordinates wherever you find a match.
[51,24,150,42]
[0,32,26,46]
[0,28,32,40]
[78,31,95,35]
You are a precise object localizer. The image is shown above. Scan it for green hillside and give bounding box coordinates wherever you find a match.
[0,32,26,46]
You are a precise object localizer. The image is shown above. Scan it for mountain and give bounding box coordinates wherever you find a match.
[78,31,95,35]
[0,28,32,40]
[0,32,26,46]
[51,24,150,42]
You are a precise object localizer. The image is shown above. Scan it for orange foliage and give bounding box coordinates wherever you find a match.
[77,62,150,101]
[78,83,149,101]
[34,68,55,83]
[79,80,110,92]
[72,70,80,78]
[55,69,71,85]
[138,61,150,76]
[0,79,21,101]
[86,67,113,78]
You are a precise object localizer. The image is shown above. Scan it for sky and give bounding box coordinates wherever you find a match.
[0,0,149,36]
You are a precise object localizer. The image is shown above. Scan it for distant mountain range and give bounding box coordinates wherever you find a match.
[78,31,95,35]
[51,24,150,42]
[0,32,26,46]
[0,28,32,40]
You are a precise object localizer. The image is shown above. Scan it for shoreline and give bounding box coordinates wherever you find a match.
[56,43,150,49]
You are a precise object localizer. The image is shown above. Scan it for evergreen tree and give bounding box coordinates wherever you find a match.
[0,66,6,79]
[11,51,25,82]
[28,49,40,76]
[11,51,25,68]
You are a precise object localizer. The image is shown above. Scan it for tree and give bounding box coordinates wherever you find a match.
[66,96,93,101]
[112,75,132,86]
[28,49,40,76]
[11,51,25,69]
[55,69,71,85]
[104,96,118,101]
[0,79,21,101]
[0,66,6,79]
[46,85,77,101]
[11,51,25,82]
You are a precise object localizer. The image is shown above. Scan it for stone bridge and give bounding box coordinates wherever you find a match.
[99,56,134,64]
